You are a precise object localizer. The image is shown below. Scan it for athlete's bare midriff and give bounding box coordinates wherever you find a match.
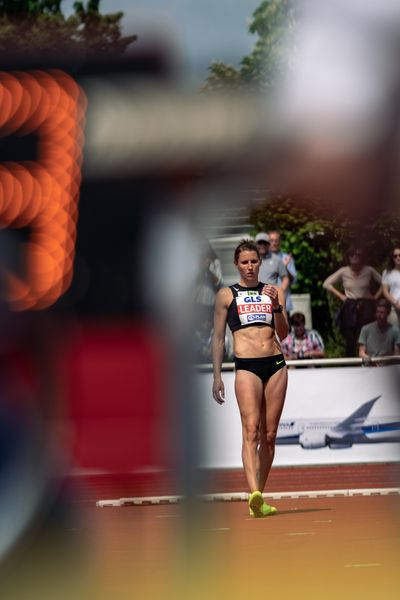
[233,325,282,358]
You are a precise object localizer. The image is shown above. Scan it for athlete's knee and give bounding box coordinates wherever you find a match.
[242,421,259,444]
[265,430,278,447]
[259,429,277,448]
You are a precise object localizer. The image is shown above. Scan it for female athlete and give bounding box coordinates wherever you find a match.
[212,239,289,518]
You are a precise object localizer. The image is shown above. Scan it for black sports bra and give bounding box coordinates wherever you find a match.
[227,282,275,333]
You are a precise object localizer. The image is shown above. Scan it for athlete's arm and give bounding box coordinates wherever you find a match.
[212,287,229,404]
[263,284,289,341]
[274,286,289,340]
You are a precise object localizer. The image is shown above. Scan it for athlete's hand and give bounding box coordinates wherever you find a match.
[212,377,225,405]
[262,284,280,308]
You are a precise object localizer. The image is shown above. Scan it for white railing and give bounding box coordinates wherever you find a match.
[195,355,400,371]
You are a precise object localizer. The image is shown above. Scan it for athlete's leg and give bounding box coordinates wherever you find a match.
[258,366,288,492]
[234,369,263,493]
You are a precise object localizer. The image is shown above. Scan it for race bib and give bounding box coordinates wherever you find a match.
[236,290,273,326]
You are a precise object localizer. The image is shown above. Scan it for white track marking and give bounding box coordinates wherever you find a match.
[96,487,400,507]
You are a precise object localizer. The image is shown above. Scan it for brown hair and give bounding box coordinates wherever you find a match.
[386,246,400,272]
[376,298,391,312]
[290,312,306,327]
[345,245,365,264]
[234,239,260,264]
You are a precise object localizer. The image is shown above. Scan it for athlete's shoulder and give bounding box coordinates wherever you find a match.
[216,286,233,304]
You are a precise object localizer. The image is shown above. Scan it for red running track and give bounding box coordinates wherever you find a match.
[72,462,400,503]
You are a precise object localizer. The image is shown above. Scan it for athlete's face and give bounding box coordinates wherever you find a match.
[235,250,260,281]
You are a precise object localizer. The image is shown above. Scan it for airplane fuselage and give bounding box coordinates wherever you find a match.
[277,418,400,449]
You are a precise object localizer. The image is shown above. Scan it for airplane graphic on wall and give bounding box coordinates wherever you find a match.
[277,396,400,449]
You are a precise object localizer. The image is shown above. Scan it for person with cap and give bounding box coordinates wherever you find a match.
[268,229,298,316]
[255,232,289,297]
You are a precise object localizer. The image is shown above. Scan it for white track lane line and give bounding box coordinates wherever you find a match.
[96,487,400,507]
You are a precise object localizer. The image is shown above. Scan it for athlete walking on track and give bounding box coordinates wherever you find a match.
[212,240,289,518]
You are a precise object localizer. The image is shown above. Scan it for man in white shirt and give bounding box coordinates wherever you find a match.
[268,230,298,315]
[255,232,289,294]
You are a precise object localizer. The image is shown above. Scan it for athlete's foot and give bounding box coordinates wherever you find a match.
[248,490,264,517]
[249,503,277,517]
[260,502,277,517]
[248,491,277,518]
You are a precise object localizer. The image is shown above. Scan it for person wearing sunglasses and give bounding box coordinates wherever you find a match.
[382,246,400,326]
[323,245,382,357]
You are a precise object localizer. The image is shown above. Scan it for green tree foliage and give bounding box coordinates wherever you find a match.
[250,196,400,356]
[204,0,295,91]
[0,0,137,59]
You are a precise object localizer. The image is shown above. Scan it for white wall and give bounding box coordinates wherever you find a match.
[291,293,312,328]
[197,365,400,468]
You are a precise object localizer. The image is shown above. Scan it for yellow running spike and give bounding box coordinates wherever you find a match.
[248,491,277,518]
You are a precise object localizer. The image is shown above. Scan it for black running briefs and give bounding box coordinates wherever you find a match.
[234,354,286,384]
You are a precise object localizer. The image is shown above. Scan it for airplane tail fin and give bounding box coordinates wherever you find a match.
[333,396,381,432]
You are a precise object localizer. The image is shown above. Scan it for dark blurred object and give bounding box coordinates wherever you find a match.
[0,0,137,63]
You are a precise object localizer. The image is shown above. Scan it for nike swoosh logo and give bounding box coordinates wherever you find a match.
[276,359,284,365]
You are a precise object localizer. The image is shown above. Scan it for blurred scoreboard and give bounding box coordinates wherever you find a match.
[0,52,171,314]
[0,52,268,314]
[0,69,86,310]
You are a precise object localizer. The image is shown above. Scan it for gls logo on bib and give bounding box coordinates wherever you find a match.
[236,291,273,326]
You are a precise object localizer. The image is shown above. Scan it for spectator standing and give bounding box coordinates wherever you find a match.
[358,299,400,359]
[281,312,325,360]
[323,245,382,357]
[255,232,289,293]
[268,230,298,316]
[382,246,400,325]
